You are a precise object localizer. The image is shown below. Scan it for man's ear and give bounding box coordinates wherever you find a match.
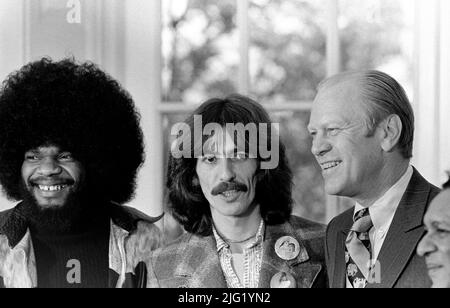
[192,175,200,187]
[380,114,403,153]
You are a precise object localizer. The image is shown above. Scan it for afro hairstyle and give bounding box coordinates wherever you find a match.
[444,174,450,190]
[0,57,144,204]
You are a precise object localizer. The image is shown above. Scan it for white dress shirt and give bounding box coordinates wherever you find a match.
[346,165,413,288]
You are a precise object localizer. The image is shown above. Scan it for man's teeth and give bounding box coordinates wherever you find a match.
[322,161,342,170]
[221,190,238,197]
[38,185,67,192]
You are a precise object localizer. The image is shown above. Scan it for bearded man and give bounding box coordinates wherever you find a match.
[0,58,161,288]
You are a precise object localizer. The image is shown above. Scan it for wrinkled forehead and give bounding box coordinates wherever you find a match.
[309,82,367,128]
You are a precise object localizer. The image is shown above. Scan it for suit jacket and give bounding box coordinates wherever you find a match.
[147,215,327,288]
[0,202,163,288]
[325,168,440,288]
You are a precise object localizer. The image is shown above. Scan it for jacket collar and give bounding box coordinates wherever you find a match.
[173,233,227,288]
[173,219,322,288]
[367,168,435,288]
[0,203,30,249]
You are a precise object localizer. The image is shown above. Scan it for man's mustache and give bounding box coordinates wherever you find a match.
[211,181,248,196]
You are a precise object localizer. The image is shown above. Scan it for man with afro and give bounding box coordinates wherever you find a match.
[0,58,162,288]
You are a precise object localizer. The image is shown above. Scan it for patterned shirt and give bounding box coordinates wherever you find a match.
[212,220,265,288]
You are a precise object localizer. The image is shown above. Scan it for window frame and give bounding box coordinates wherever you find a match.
[158,0,343,222]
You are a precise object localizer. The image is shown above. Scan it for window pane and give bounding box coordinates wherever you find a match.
[339,0,414,96]
[249,0,327,102]
[162,0,239,103]
[271,111,326,223]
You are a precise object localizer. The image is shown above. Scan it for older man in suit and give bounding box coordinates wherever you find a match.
[148,94,327,288]
[308,70,440,288]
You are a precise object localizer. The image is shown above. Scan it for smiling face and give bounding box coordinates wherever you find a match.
[21,145,84,210]
[417,190,450,288]
[196,128,259,220]
[308,82,385,201]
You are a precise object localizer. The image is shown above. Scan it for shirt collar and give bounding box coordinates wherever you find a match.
[354,165,413,231]
[212,219,265,252]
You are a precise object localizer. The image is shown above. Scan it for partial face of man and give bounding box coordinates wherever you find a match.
[21,145,84,210]
[417,189,450,288]
[308,82,385,200]
[196,129,258,219]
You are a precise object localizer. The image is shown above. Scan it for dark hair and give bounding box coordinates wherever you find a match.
[0,57,144,204]
[444,175,450,190]
[167,94,293,236]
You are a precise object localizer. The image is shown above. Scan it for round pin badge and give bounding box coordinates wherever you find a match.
[270,272,297,288]
[275,236,300,261]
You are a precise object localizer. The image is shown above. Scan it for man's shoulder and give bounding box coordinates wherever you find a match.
[325,207,354,236]
[153,232,194,258]
[288,215,326,237]
[0,208,13,228]
[109,203,163,232]
[150,232,210,277]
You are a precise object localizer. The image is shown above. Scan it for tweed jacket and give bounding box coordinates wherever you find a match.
[0,202,163,288]
[325,168,440,288]
[147,215,327,288]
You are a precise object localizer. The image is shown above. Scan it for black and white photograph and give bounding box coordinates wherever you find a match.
[0,0,449,293]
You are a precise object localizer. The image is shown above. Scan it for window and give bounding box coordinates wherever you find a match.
[161,0,414,231]
[1,0,447,224]
[162,0,239,103]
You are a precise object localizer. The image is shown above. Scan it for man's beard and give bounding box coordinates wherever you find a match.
[19,180,106,234]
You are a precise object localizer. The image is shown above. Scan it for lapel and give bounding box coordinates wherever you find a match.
[0,230,37,288]
[173,234,227,288]
[108,204,163,288]
[367,169,432,288]
[259,221,322,288]
[333,210,353,288]
[0,203,38,288]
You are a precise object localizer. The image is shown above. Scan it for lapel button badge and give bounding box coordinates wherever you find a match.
[275,236,300,261]
[270,272,297,288]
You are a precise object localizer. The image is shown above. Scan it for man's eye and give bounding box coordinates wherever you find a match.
[327,128,340,136]
[59,153,74,161]
[202,155,217,164]
[436,228,450,235]
[25,154,39,161]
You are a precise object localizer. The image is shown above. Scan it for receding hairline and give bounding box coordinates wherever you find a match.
[315,70,389,119]
[317,71,370,94]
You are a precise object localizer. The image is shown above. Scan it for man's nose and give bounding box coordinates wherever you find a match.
[311,134,332,157]
[219,158,236,182]
[417,232,436,257]
[37,157,62,176]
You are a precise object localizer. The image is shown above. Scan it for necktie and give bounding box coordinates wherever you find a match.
[345,208,374,288]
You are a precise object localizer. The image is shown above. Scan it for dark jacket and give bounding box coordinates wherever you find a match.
[325,168,440,288]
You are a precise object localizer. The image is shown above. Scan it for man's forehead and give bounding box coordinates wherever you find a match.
[309,84,365,128]
[425,190,450,224]
[27,144,65,153]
